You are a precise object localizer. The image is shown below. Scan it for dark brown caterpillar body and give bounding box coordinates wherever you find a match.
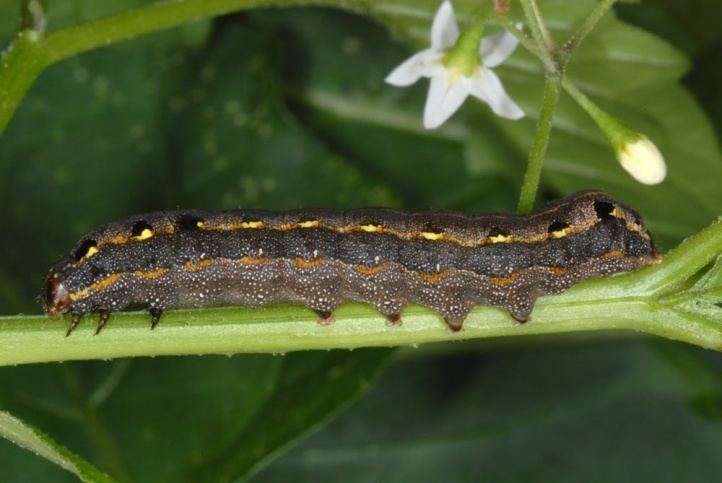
[43,191,660,335]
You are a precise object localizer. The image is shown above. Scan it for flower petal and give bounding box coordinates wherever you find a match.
[385,49,444,86]
[431,0,459,51]
[469,67,524,119]
[423,72,470,129]
[479,29,519,67]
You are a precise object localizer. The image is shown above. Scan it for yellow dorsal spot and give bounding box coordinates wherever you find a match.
[419,231,444,241]
[550,228,570,239]
[83,245,99,259]
[359,224,381,233]
[628,223,651,240]
[488,234,512,243]
[241,221,265,229]
[297,220,320,228]
[133,228,154,240]
[196,221,206,228]
[611,207,624,218]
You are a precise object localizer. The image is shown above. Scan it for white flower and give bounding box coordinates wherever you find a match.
[617,135,666,185]
[385,0,524,129]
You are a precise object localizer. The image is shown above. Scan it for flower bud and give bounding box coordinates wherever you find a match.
[563,81,667,185]
[617,135,666,185]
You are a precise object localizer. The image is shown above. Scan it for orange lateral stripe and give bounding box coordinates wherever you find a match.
[69,273,122,301]
[134,267,168,279]
[240,256,267,266]
[295,257,324,269]
[184,259,214,271]
[547,266,569,276]
[357,263,390,276]
[601,249,624,259]
[487,271,521,287]
[419,270,450,284]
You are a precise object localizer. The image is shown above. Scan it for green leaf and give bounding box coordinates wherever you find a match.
[617,0,722,56]
[254,340,722,482]
[164,18,397,209]
[0,410,113,483]
[197,349,393,482]
[0,356,281,481]
[652,341,722,420]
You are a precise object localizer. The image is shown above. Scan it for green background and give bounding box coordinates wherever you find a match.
[1,0,722,481]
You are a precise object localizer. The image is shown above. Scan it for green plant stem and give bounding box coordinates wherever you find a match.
[514,0,561,213]
[0,31,47,132]
[529,0,554,50]
[516,73,561,213]
[562,77,599,115]
[561,77,632,148]
[518,0,555,72]
[1,218,721,366]
[563,0,617,57]
[42,0,283,64]
[19,0,47,32]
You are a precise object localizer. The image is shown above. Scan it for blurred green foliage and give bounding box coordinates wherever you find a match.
[1,0,721,481]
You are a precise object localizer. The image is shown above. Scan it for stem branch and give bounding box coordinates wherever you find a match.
[563,0,618,57]
[517,73,561,213]
[529,0,554,49]
[518,0,556,72]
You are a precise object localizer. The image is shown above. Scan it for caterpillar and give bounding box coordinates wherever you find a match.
[43,191,660,335]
